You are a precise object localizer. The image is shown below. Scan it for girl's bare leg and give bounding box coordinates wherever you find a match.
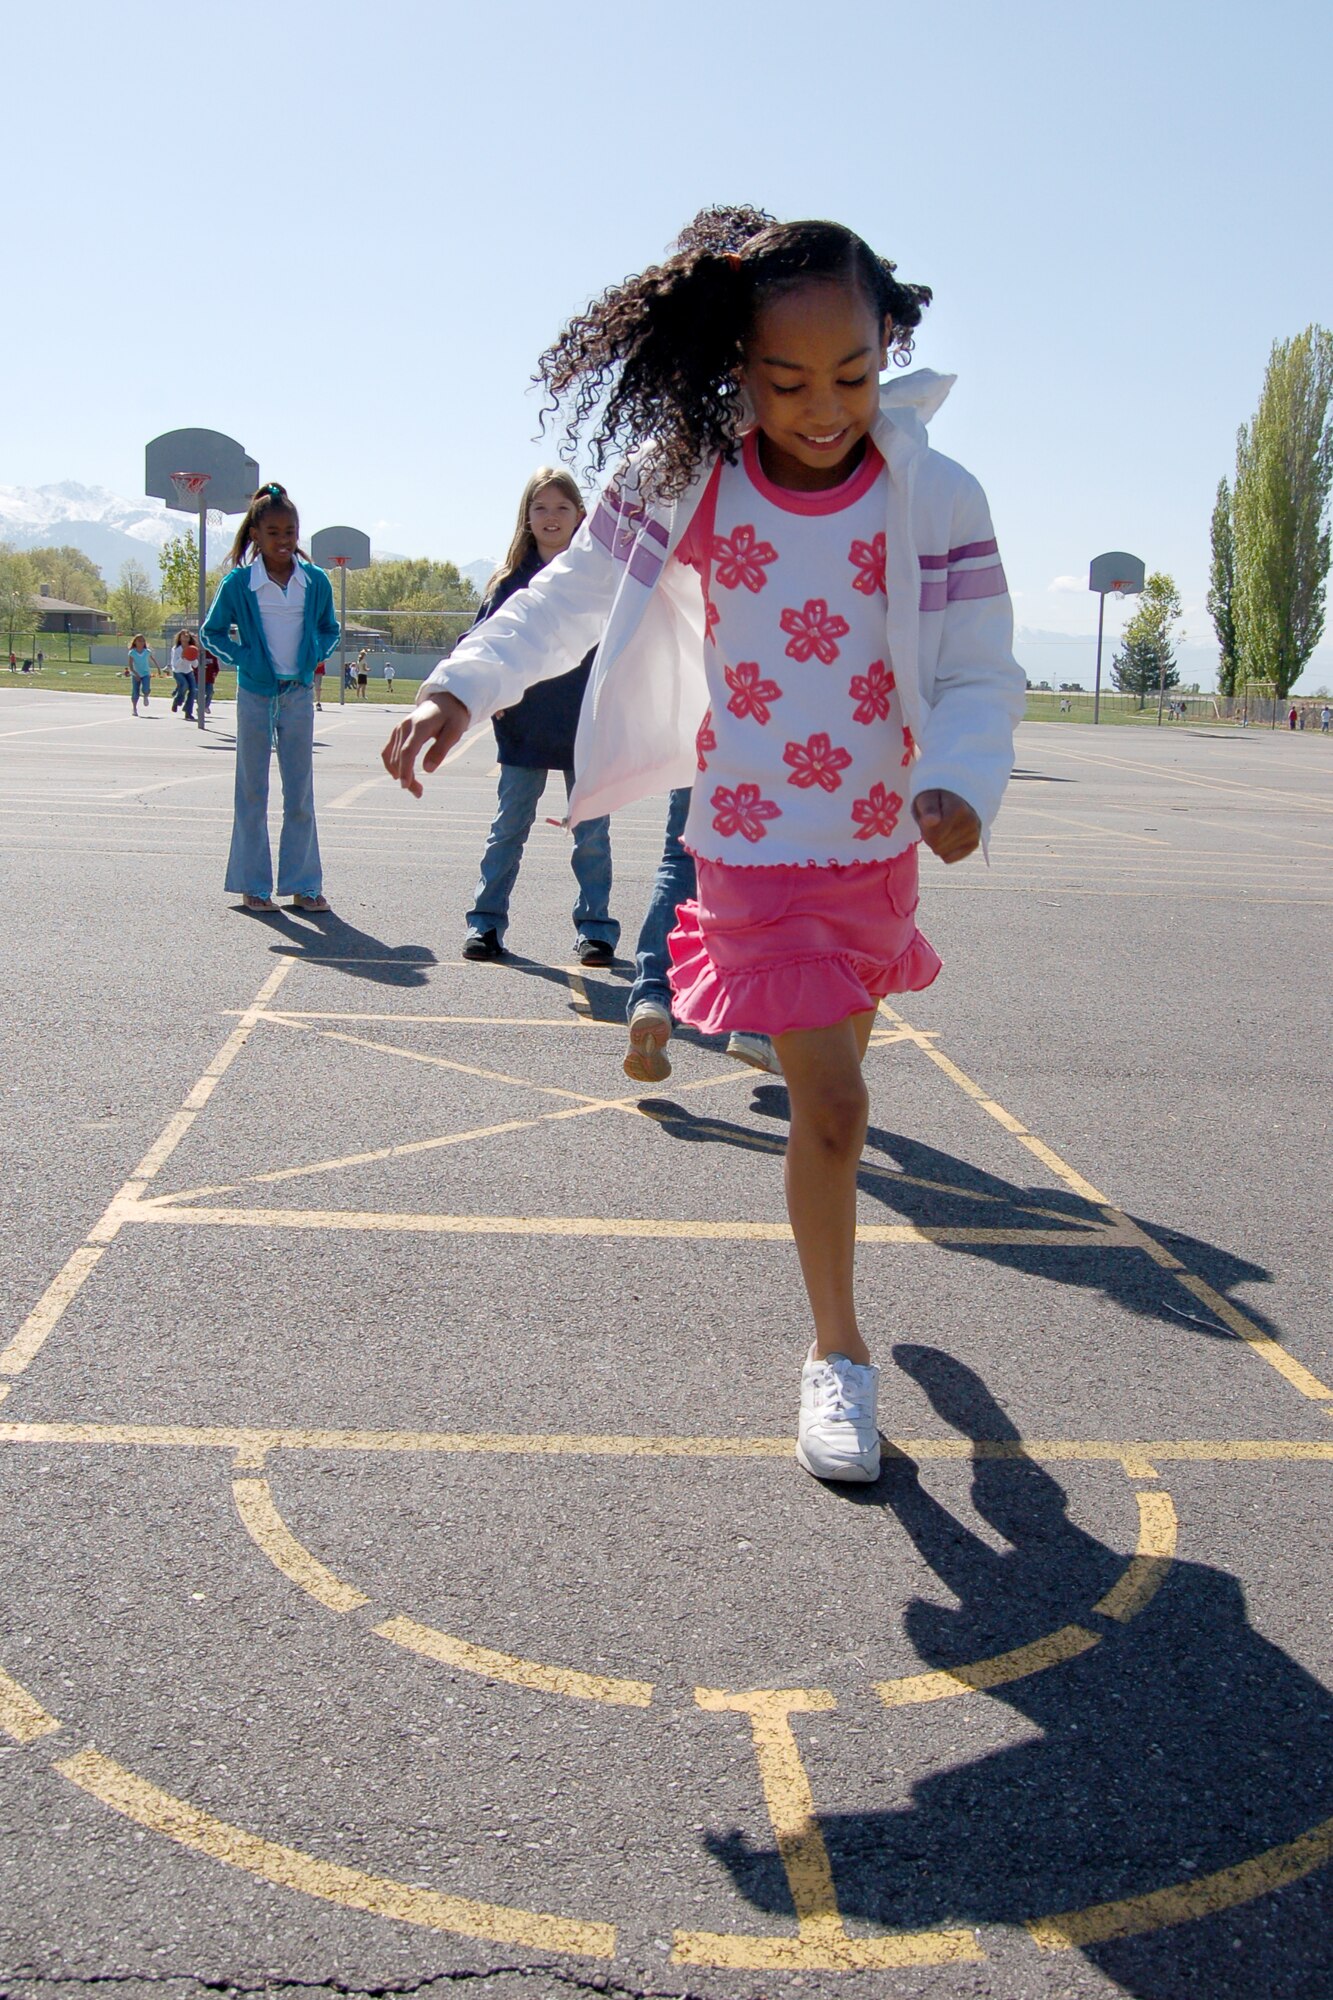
[771,1010,876,1362]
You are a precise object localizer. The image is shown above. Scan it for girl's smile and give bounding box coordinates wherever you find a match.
[254,509,299,581]
[741,281,890,491]
[529,484,582,559]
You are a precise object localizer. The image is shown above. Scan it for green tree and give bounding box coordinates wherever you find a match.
[109,559,159,636]
[1207,477,1239,696]
[159,533,200,621]
[1232,325,1333,700]
[1110,571,1182,707]
[0,545,38,653]
[25,543,108,606]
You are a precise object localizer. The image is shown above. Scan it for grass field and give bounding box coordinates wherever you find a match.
[2,662,427,703]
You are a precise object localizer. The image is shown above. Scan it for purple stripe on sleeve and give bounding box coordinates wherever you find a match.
[589,500,620,558]
[628,544,665,587]
[919,580,948,612]
[946,563,1008,603]
[918,552,949,571]
[947,538,999,564]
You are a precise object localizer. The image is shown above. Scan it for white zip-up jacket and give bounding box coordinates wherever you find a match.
[422,371,1025,835]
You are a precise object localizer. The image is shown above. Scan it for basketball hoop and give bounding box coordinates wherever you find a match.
[170,471,211,510]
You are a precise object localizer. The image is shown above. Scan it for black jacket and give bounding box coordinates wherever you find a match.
[475,549,594,769]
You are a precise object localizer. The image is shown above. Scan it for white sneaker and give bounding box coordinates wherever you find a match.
[726,1031,782,1076]
[797,1348,881,1482]
[623,1000,673,1083]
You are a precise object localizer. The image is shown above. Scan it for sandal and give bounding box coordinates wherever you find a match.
[240,894,278,912]
[288,893,331,912]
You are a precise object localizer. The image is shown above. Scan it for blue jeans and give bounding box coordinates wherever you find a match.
[225,682,322,900]
[130,672,151,705]
[628,786,695,1018]
[467,764,617,948]
[171,670,197,717]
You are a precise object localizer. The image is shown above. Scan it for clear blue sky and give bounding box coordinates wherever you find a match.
[8,0,1333,685]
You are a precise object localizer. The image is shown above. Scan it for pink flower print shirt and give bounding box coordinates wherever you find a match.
[678,431,916,866]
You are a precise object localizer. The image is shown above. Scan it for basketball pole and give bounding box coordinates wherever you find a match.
[337,560,348,706]
[196,495,208,731]
[1093,590,1106,725]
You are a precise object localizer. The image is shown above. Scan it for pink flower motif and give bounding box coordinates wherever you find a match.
[704,598,720,642]
[849,532,887,596]
[712,524,778,593]
[780,598,850,664]
[851,782,904,841]
[696,708,716,771]
[783,732,853,793]
[849,658,895,724]
[711,783,782,844]
[900,724,915,768]
[725,659,784,725]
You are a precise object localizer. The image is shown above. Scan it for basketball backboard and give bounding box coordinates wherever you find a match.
[145,429,258,517]
[310,526,372,571]
[1089,551,1146,596]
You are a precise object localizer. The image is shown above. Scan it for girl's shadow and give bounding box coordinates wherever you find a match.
[239,905,436,987]
[705,1348,1333,1997]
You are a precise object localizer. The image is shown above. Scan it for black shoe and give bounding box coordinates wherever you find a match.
[463,929,504,961]
[576,937,615,967]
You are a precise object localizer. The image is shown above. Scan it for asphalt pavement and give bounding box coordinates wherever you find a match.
[1,686,1331,2000]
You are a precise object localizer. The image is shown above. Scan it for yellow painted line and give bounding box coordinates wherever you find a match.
[55,1747,614,1956]
[565,971,593,1021]
[375,1615,653,1708]
[249,1011,623,1029]
[125,1204,1142,1249]
[0,717,120,740]
[675,1689,981,1970]
[1047,741,1333,814]
[1018,804,1169,846]
[876,1624,1101,1707]
[1029,1813,1333,1949]
[106,772,227,800]
[0,961,294,1380]
[2,1423,1331,1464]
[325,777,387,809]
[0,1665,62,1744]
[1092,1490,1177,1622]
[884,1003,1333,1405]
[232,1478,369,1613]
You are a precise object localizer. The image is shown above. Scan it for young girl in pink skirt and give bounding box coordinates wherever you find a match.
[384,206,1024,1483]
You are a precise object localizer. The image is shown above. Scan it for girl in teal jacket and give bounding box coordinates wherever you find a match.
[202,482,340,912]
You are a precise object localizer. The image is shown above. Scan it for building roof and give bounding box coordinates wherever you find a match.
[28,592,111,617]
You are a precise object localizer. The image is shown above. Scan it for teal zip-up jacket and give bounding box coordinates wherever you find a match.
[200,558,340,696]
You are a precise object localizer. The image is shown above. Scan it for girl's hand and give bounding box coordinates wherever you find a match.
[382,692,470,797]
[913,788,981,864]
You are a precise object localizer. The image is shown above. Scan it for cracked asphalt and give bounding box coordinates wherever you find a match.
[1,690,1331,2000]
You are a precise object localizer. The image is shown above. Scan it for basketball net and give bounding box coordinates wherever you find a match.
[170,471,210,510]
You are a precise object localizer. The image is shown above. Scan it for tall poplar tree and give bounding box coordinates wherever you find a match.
[1232,326,1333,699]
[1207,477,1239,696]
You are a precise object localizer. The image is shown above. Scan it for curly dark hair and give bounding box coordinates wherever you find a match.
[535,205,932,500]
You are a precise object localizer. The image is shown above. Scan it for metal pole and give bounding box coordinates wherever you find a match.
[1093,591,1106,724]
[336,562,347,705]
[196,500,208,731]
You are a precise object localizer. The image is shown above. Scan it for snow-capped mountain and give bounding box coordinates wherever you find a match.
[0,482,183,581]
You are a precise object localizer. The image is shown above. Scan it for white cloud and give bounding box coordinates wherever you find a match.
[1047,574,1086,594]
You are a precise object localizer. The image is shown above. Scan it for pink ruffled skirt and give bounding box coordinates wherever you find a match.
[668,848,941,1038]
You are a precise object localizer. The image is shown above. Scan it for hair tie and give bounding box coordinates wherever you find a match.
[266,483,282,497]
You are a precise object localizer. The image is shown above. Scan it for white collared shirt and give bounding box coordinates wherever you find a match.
[249,555,307,678]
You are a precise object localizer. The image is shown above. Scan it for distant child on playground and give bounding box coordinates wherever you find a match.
[201,481,340,913]
[125,634,160,714]
[383,208,1023,1483]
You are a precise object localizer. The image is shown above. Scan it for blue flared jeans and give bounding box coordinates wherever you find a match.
[225,682,323,901]
[467,763,617,949]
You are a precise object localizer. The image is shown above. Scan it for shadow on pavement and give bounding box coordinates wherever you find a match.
[648,1095,1285,1352]
[706,1348,1333,1997]
[242,907,437,987]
